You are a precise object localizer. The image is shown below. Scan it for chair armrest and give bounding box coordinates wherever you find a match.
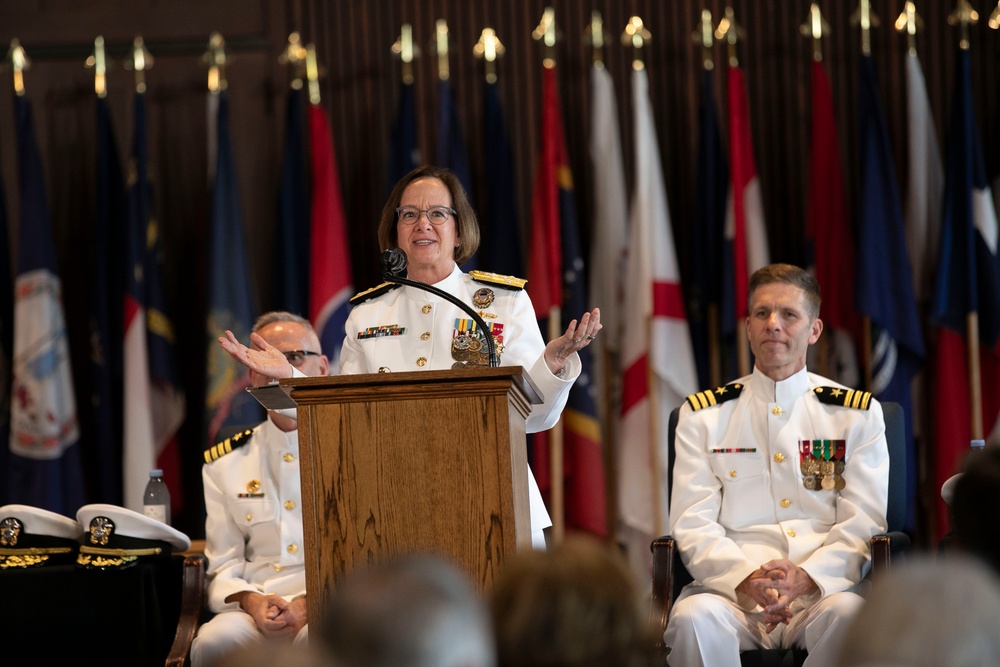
[165,554,207,667]
[650,535,676,654]
[869,531,911,581]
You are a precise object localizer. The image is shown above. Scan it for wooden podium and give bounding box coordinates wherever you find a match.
[278,366,541,622]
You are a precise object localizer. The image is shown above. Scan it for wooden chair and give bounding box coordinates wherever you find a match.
[650,401,910,666]
[164,553,207,667]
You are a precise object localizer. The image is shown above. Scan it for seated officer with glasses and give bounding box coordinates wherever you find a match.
[192,311,329,667]
[220,165,602,550]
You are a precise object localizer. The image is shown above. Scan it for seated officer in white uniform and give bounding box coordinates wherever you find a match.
[192,312,328,667]
[664,264,889,667]
[219,165,602,549]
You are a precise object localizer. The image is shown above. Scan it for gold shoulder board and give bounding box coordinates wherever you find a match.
[349,282,402,306]
[813,386,872,410]
[469,270,527,291]
[204,428,254,464]
[685,382,744,411]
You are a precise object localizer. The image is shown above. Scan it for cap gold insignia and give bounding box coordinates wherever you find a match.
[0,517,23,546]
[89,516,115,546]
[472,287,495,309]
[247,479,261,494]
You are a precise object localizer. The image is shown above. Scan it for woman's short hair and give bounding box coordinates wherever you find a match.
[377,165,481,266]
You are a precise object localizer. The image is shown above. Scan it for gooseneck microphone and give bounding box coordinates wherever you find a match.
[380,248,499,367]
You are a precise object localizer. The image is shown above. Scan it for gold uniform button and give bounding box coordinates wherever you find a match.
[772,406,783,416]
[245,513,253,522]
[273,564,283,572]
[786,529,796,538]
[416,357,427,367]
[283,453,294,463]
[287,544,298,554]
[729,470,737,478]
[774,452,785,463]
[420,332,431,340]
[422,304,432,314]
[284,500,296,510]
[780,499,791,508]
[378,366,390,373]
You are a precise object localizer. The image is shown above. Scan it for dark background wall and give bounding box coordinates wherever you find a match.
[1,1,997,541]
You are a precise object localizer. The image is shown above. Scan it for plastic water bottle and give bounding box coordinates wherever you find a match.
[143,469,171,525]
[965,439,986,471]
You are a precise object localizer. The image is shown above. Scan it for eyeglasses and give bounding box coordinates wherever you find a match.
[281,350,321,367]
[395,206,456,225]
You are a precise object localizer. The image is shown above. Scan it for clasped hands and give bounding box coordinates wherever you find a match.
[736,559,818,633]
[226,591,307,639]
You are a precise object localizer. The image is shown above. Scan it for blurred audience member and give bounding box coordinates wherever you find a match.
[837,556,1000,667]
[490,535,659,667]
[315,554,495,667]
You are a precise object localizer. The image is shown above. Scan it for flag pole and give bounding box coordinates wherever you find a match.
[950,0,985,438]
[586,10,620,541]
[624,15,664,536]
[534,7,565,542]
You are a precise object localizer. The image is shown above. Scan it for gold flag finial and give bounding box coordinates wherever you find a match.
[305,43,321,105]
[204,32,227,93]
[125,36,154,94]
[621,16,652,71]
[715,7,746,67]
[849,0,881,56]
[86,35,108,98]
[948,0,979,50]
[532,7,557,68]
[989,1,1000,29]
[586,11,607,68]
[7,39,30,96]
[692,9,715,70]
[473,27,505,83]
[391,24,418,84]
[279,32,308,90]
[799,3,832,62]
[894,2,925,55]
[435,19,450,81]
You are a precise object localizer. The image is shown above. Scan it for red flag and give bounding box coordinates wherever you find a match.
[528,66,563,319]
[308,104,353,369]
[726,65,769,325]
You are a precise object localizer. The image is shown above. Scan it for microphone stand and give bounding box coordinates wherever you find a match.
[382,258,499,368]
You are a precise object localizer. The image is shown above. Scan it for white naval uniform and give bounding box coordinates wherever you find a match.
[191,419,307,666]
[341,265,581,547]
[664,367,889,667]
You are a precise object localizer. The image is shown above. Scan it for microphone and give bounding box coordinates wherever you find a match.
[380,248,499,368]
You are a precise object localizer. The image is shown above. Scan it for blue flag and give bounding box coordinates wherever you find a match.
[274,88,310,314]
[205,92,261,447]
[8,95,85,515]
[438,79,475,270]
[386,82,419,196]
[691,68,730,387]
[91,96,127,504]
[0,135,11,504]
[480,81,522,277]
[855,55,925,532]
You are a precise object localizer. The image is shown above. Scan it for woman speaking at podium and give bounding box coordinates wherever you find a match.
[219,165,601,548]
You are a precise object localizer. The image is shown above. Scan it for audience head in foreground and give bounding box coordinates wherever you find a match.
[838,556,1000,667]
[490,535,660,667]
[316,554,495,667]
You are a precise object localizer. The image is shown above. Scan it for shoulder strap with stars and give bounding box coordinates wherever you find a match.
[349,282,403,306]
[685,382,744,411]
[204,428,254,464]
[813,386,872,410]
[469,270,526,291]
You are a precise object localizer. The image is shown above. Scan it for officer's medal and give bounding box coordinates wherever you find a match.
[799,439,846,491]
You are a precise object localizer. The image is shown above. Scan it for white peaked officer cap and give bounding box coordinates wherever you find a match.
[76,504,191,570]
[0,504,82,569]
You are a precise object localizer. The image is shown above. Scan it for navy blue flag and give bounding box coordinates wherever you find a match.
[8,95,86,515]
[856,54,925,532]
[205,92,261,447]
[90,96,127,504]
[273,88,310,314]
[386,82,419,196]
[0,136,12,504]
[479,81,522,277]
[438,79,475,270]
[690,68,730,387]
